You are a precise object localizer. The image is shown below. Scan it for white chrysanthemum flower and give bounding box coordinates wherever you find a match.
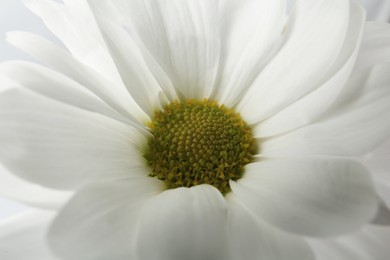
[1,0,390,259]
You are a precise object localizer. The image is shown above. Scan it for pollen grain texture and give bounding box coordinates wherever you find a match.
[144,99,257,194]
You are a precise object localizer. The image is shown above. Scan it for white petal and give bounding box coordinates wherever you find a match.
[0,210,58,260]
[110,0,221,99]
[136,185,228,260]
[0,60,145,129]
[0,74,16,92]
[231,158,378,237]
[362,141,389,226]
[254,4,366,138]
[48,178,164,260]
[93,18,174,115]
[24,0,122,85]
[86,0,179,104]
[6,32,148,123]
[364,138,390,181]
[309,225,390,260]
[355,22,390,71]
[215,0,286,107]
[371,199,390,225]
[363,138,390,210]
[0,162,71,209]
[0,89,147,190]
[261,64,390,157]
[226,195,315,260]
[238,0,351,124]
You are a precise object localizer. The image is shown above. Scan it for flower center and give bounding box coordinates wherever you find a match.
[144,99,256,194]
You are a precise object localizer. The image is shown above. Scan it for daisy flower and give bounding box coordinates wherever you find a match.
[1,0,390,259]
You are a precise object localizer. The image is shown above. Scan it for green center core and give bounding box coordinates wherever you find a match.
[144,99,256,194]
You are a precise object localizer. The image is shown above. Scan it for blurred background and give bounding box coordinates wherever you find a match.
[0,0,390,219]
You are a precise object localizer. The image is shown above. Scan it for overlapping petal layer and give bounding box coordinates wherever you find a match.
[355,22,390,71]
[309,225,390,260]
[261,64,390,157]
[237,0,351,124]
[253,4,366,137]
[106,0,221,100]
[214,0,287,106]
[0,164,71,209]
[136,185,227,260]
[226,195,315,260]
[0,89,147,190]
[0,210,58,260]
[231,158,378,237]
[24,0,122,85]
[0,60,142,128]
[48,178,163,260]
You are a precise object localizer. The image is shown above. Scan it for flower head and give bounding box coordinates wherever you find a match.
[144,99,257,193]
[1,0,390,259]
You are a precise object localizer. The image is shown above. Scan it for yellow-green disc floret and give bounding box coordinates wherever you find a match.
[144,99,257,194]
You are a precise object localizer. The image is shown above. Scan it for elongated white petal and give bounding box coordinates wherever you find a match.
[231,158,378,237]
[355,22,390,71]
[86,0,178,104]
[227,195,315,260]
[6,32,148,123]
[109,0,221,99]
[93,18,172,115]
[0,162,71,209]
[254,4,365,138]
[261,64,390,157]
[215,0,286,106]
[0,89,147,190]
[48,178,164,260]
[0,210,58,260]
[24,0,122,85]
[309,225,390,260]
[0,60,144,129]
[238,0,351,124]
[136,185,228,260]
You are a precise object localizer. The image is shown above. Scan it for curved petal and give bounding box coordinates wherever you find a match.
[6,32,148,123]
[136,185,228,260]
[0,210,58,260]
[214,0,287,107]
[0,162,71,209]
[237,0,351,124]
[0,89,148,190]
[24,0,122,86]
[0,60,145,129]
[254,4,366,138]
[92,17,174,115]
[261,64,390,157]
[309,225,390,260]
[86,0,178,105]
[226,195,315,260]
[355,22,390,71]
[108,0,221,99]
[231,158,378,237]
[48,178,164,260]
